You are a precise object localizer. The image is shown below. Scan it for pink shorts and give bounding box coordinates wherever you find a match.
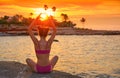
[36,64,52,73]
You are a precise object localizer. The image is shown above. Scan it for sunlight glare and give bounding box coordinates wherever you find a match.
[40,13,48,21]
[34,8,55,17]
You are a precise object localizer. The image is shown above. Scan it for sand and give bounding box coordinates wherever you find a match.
[0,61,119,78]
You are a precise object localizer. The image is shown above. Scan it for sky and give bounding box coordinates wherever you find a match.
[0,0,120,30]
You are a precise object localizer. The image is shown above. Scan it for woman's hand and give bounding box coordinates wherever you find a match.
[28,14,42,30]
[36,13,42,19]
[47,16,56,46]
[36,14,56,29]
[49,16,56,29]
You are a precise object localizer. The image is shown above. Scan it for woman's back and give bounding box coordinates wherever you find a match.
[35,40,51,65]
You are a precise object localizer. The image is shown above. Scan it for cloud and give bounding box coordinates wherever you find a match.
[0,5,34,16]
[0,0,103,8]
[0,0,120,17]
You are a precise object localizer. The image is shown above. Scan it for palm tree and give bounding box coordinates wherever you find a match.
[10,14,23,24]
[60,13,76,27]
[3,15,9,20]
[15,14,23,22]
[44,5,48,10]
[52,6,56,12]
[29,13,33,18]
[80,17,86,28]
[18,15,23,22]
[61,13,68,22]
[30,13,33,16]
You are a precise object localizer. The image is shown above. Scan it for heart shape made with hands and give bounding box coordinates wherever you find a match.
[36,13,53,28]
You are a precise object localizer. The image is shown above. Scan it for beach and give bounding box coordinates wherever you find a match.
[0,26,120,36]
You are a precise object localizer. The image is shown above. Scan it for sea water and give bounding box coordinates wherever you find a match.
[0,35,120,76]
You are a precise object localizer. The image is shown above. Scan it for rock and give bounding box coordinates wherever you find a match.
[0,61,119,78]
[53,39,59,42]
[0,61,80,78]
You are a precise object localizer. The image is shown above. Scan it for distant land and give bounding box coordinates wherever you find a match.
[0,26,120,36]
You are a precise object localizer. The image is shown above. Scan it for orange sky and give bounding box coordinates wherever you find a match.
[0,0,120,16]
[0,0,120,30]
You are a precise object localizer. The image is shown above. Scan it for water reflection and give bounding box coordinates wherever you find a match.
[0,35,120,76]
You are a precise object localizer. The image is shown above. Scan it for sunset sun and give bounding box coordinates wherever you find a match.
[34,8,55,19]
[40,13,48,21]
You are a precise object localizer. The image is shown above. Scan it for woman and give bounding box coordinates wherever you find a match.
[26,14,58,73]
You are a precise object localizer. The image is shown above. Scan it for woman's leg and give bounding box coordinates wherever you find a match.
[50,55,59,69]
[26,58,37,72]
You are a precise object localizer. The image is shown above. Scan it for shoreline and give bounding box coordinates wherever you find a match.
[0,61,119,78]
[0,27,120,36]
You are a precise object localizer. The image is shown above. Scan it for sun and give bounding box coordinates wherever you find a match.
[33,8,55,20]
[40,13,48,21]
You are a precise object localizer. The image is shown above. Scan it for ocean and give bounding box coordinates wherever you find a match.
[0,35,120,77]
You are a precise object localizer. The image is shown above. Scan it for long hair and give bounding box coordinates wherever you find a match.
[38,27,49,38]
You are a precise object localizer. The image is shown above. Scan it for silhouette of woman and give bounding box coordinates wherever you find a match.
[26,14,58,73]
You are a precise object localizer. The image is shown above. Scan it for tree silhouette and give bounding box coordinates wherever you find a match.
[0,14,33,26]
[61,13,68,22]
[59,13,76,27]
[29,13,33,18]
[52,6,56,12]
[8,14,23,25]
[3,16,9,20]
[80,17,86,28]
[44,5,48,10]
[30,13,33,16]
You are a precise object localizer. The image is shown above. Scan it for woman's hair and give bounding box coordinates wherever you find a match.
[38,27,49,38]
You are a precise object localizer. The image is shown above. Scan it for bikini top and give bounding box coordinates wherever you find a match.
[35,49,50,54]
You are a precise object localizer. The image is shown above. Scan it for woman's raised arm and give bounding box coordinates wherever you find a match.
[47,16,56,46]
[29,14,41,29]
[28,14,40,45]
